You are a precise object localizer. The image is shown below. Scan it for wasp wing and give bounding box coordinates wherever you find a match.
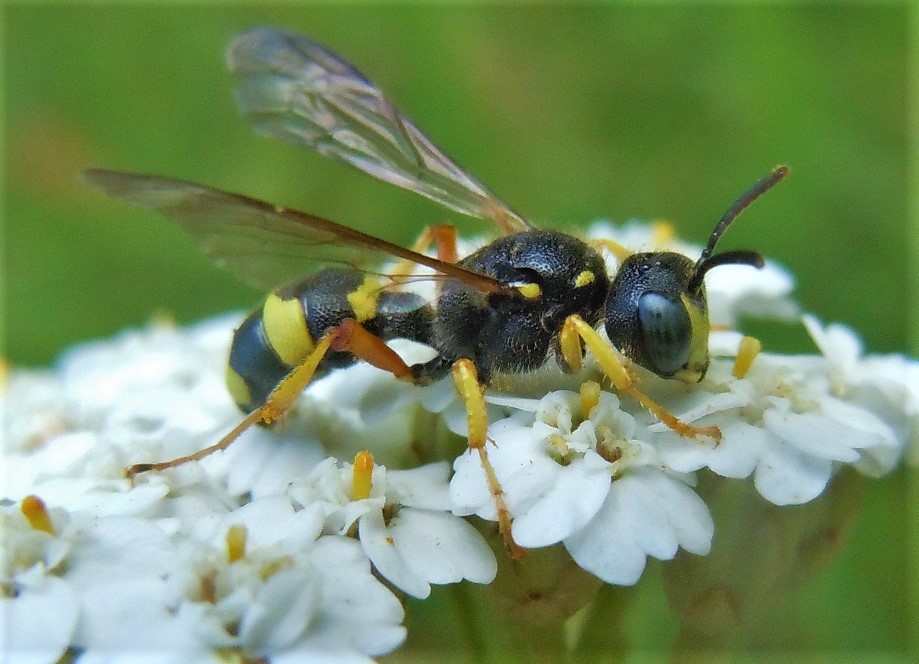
[84,169,511,294]
[227,27,532,236]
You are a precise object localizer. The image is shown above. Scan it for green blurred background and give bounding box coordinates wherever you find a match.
[4,3,914,658]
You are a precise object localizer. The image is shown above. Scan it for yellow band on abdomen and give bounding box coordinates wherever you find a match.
[262,293,314,366]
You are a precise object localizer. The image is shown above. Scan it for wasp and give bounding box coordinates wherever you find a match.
[85,27,787,556]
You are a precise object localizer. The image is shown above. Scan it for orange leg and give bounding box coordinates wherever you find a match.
[389,223,459,281]
[127,320,413,478]
[452,359,525,559]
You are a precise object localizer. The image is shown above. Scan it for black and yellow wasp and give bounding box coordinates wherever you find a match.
[86,27,786,555]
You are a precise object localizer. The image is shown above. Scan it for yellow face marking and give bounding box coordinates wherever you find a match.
[225,366,253,410]
[346,277,381,322]
[516,282,541,299]
[673,290,711,383]
[574,270,595,288]
[263,293,314,366]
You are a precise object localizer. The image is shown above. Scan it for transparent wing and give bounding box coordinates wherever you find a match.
[227,26,533,236]
[84,169,511,294]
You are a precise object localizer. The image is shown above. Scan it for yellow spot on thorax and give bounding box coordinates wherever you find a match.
[347,278,381,322]
[226,524,247,563]
[352,450,374,501]
[21,495,54,535]
[732,335,762,379]
[516,282,541,299]
[262,294,314,366]
[574,270,595,288]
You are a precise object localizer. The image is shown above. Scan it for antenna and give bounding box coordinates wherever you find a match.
[687,165,789,293]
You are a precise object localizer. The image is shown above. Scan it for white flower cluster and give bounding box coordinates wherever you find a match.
[2,223,915,662]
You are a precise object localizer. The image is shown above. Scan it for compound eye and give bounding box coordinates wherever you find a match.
[637,292,692,376]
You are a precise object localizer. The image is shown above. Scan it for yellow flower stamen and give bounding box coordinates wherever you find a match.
[549,433,569,458]
[352,451,374,501]
[226,524,247,563]
[732,335,762,379]
[21,495,55,535]
[651,220,676,247]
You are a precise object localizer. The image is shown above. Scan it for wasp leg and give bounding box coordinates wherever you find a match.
[389,223,459,283]
[451,358,526,559]
[591,221,676,262]
[590,238,633,263]
[562,315,722,442]
[127,320,414,478]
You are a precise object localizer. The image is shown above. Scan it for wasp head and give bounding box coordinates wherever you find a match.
[603,166,787,382]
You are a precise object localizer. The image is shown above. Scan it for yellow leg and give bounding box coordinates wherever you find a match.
[590,238,633,262]
[559,314,585,372]
[452,359,525,559]
[563,316,722,442]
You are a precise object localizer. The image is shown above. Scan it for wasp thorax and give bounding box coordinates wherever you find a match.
[432,231,610,378]
[604,252,711,382]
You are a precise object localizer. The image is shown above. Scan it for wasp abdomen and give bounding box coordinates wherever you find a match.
[226,267,432,412]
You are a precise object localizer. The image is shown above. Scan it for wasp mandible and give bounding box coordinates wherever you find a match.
[85,27,787,556]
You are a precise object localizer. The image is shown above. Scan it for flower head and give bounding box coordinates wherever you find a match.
[2,221,915,660]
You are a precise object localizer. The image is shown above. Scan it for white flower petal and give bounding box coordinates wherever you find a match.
[237,567,320,652]
[449,418,547,518]
[764,406,864,463]
[511,450,611,548]
[564,469,712,585]
[0,576,78,664]
[389,508,497,585]
[222,428,327,499]
[75,576,198,651]
[359,508,430,598]
[647,391,746,432]
[706,420,770,478]
[653,432,717,473]
[385,462,452,510]
[753,437,832,505]
[211,495,297,548]
[484,394,543,411]
[803,314,861,367]
[310,537,406,656]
